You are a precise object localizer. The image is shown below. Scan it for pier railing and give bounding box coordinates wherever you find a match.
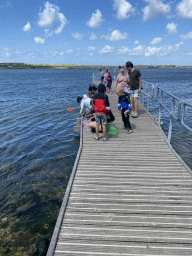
[181,102,192,133]
[139,80,154,112]
[156,87,182,144]
[140,84,192,145]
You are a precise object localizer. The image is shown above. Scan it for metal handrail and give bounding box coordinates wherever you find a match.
[157,87,182,144]
[139,81,154,111]
[181,102,192,133]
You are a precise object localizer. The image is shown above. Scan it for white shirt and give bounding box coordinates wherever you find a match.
[80,94,91,114]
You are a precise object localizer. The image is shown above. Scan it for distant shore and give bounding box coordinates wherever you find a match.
[0,63,192,69]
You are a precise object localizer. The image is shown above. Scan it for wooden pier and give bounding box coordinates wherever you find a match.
[47,83,192,256]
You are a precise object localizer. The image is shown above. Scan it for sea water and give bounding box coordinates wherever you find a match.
[0,68,192,255]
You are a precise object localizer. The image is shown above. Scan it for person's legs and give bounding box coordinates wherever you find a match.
[95,124,100,139]
[127,113,132,129]
[102,124,107,140]
[100,114,108,141]
[134,97,138,116]
[94,114,101,139]
[121,110,127,128]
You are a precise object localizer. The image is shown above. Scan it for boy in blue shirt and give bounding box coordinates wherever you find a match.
[116,87,132,134]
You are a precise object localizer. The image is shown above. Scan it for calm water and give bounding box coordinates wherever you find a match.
[0,68,192,255]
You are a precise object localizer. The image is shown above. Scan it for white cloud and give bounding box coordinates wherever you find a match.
[145,42,184,57]
[89,33,97,40]
[88,46,96,56]
[0,47,19,58]
[88,47,96,51]
[99,45,114,54]
[65,50,73,54]
[180,31,192,41]
[72,32,84,40]
[23,22,31,32]
[176,0,192,19]
[151,37,163,46]
[113,0,135,20]
[86,9,104,29]
[134,40,140,45]
[60,52,64,55]
[142,0,171,22]
[118,45,144,56]
[166,22,177,35]
[37,1,67,36]
[34,37,45,44]
[102,30,128,43]
[117,42,184,57]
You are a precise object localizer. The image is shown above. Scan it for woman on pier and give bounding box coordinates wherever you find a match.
[115,67,129,92]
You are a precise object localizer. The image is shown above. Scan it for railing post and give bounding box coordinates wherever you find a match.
[142,81,145,107]
[147,83,151,111]
[158,89,163,126]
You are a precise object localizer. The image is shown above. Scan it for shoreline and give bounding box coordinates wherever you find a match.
[0,63,192,69]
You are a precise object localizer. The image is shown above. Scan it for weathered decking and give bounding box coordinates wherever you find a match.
[48,83,192,256]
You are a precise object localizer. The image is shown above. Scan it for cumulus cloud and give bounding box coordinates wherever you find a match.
[23,22,31,32]
[37,1,67,36]
[166,22,177,35]
[34,37,45,44]
[89,33,97,40]
[142,0,171,22]
[180,31,192,41]
[86,9,104,29]
[0,47,19,57]
[145,42,184,57]
[118,45,144,56]
[117,42,184,57]
[134,40,140,45]
[88,46,96,56]
[102,30,128,43]
[176,0,192,19]
[65,49,73,54]
[99,45,114,54]
[113,0,135,20]
[72,32,84,40]
[151,37,163,46]
[60,52,64,55]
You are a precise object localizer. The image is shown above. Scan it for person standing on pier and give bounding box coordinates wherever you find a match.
[115,67,129,92]
[103,69,109,87]
[93,83,110,141]
[116,87,132,134]
[126,61,142,118]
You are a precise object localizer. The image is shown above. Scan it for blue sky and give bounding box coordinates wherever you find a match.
[0,0,192,66]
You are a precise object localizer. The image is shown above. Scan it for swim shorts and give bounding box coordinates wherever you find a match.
[130,89,139,98]
[95,113,107,125]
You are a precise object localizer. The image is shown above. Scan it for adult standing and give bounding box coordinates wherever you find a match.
[126,61,142,118]
[103,69,109,87]
[106,71,112,93]
[115,67,129,92]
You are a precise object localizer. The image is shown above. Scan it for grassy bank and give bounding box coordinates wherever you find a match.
[0,63,192,69]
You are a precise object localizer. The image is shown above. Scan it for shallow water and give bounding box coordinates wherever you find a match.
[0,68,191,255]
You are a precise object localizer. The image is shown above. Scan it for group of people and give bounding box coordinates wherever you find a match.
[77,61,142,141]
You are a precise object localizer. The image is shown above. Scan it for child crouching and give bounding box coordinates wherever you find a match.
[116,87,132,134]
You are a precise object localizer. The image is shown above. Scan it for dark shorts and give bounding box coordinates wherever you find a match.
[107,82,112,89]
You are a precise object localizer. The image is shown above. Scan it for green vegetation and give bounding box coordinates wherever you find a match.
[1,63,192,69]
